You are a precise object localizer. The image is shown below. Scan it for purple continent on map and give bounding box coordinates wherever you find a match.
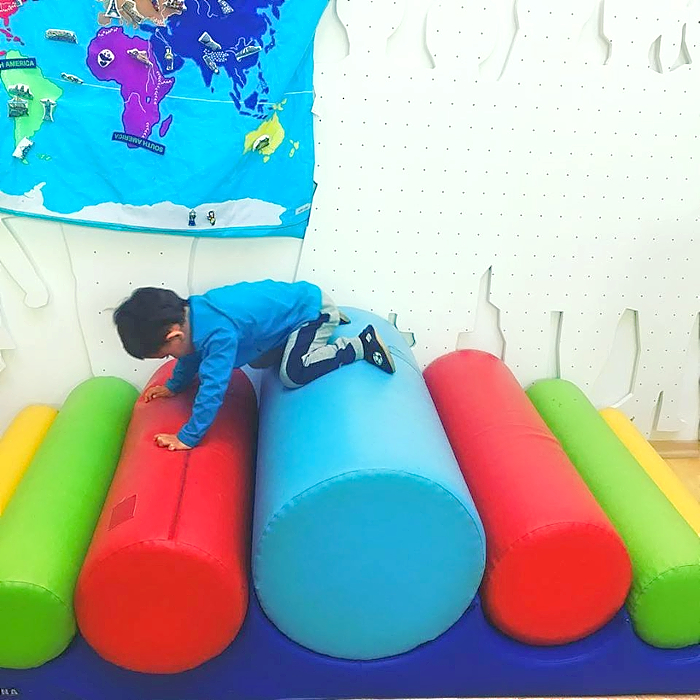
[87,26,174,144]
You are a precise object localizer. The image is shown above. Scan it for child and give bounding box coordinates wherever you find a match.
[113,280,395,451]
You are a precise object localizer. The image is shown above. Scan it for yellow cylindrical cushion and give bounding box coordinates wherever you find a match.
[601,408,700,535]
[0,406,57,515]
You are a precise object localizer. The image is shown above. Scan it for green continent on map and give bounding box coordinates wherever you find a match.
[0,51,62,155]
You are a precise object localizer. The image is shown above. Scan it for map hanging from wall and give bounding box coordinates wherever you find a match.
[0,0,327,237]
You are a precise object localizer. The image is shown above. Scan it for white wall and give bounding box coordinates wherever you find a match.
[1,0,698,440]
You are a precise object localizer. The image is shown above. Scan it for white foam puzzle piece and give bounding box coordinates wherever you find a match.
[386,0,437,71]
[0,219,91,433]
[0,217,49,309]
[337,0,406,60]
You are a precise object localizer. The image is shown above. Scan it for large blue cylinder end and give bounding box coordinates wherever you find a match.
[252,308,486,660]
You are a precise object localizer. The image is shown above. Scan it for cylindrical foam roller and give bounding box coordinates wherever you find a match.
[76,362,256,674]
[424,350,631,645]
[528,379,700,648]
[0,406,57,515]
[253,309,486,661]
[0,378,137,669]
[601,408,700,535]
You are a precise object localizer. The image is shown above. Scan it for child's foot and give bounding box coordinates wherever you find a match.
[360,325,396,374]
[339,310,351,325]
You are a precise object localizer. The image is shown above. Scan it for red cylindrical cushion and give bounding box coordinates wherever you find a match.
[424,350,632,645]
[75,362,256,673]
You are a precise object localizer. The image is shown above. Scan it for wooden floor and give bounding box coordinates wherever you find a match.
[653,440,700,501]
[666,457,700,502]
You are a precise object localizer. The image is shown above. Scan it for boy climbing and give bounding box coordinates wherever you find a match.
[113,280,395,450]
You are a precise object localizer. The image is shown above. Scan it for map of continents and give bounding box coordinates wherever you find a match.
[0,0,324,236]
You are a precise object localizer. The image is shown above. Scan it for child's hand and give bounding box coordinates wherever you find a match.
[144,385,174,403]
[154,433,192,451]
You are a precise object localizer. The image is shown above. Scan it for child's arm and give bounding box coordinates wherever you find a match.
[165,353,201,394]
[174,335,239,448]
[146,355,200,411]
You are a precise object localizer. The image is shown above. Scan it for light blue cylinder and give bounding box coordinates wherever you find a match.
[252,308,486,660]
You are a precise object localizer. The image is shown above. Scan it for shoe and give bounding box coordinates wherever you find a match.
[359,325,396,375]
[339,310,351,325]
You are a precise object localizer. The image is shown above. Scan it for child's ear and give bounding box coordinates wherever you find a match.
[165,327,184,342]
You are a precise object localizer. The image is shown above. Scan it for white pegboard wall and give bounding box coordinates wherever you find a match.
[63,226,195,387]
[62,228,303,388]
[300,0,700,438]
[0,0,698,440]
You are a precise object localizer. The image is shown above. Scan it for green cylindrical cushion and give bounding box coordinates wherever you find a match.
[527,379,700,649]
[0,377,137,668]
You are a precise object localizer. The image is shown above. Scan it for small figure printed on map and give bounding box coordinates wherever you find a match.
[253,134,270,152]
[121,1,145,26]
[188,209,197,227]
[207,210,216,226]
[205,49,229,73]
[127,47,153,68]
[235,43,262,62]
[97,49,115,68]
[164,0,186,11]
[8,84,33,101]
[41,98,57,122]
[203,54,220,74]
[198,32,222,51]
[12,137,33,160]
[151,0,161,10]
[61,73,84,85]
[7,97,29,119]
[45,29,78,43]
[104,0,122,20]
[164,46,174,71]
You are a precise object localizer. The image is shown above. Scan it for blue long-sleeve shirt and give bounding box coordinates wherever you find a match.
[166,280,322,446]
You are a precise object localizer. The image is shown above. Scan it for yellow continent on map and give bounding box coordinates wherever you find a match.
[244,114,286,163]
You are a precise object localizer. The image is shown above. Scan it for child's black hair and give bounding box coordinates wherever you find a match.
[113,287,187,359]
